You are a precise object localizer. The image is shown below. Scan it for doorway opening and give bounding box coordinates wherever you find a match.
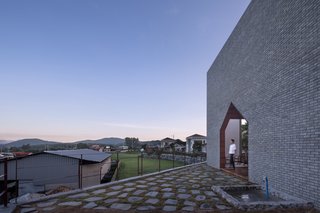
[220,103,248,179]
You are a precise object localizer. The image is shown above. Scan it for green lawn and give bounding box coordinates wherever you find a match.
[112,152,185,179]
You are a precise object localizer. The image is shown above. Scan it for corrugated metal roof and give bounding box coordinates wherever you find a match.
[45,149,111,163]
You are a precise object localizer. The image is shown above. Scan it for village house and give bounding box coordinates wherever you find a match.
[160,137,176,151]
[160,138,186,152]
[186,134,207,153]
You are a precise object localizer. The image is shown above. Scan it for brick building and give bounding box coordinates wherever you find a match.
[207,0,320,208]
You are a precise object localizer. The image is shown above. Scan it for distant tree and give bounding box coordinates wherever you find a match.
[241,122,248,152]
[10,147,20,152]
[145,146,154,156]
[155,147,164,158]
[77,143,89,149]
[141,144,147,150]
[192,141,202,153]
[125,137,139,150]
[170,143,175,153]
[21,144,31,151]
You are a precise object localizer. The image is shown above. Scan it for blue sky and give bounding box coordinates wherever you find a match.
[0,0,250,142]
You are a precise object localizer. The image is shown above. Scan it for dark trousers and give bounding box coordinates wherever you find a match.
[230,154,235,169]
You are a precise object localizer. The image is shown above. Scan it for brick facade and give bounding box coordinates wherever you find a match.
[207,0,320,208]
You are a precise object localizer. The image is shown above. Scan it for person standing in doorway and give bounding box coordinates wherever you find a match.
[229,139,236,169]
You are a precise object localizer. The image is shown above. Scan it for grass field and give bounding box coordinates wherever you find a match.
[112,152,185,179]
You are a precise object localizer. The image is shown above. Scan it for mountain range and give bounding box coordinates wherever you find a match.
[0,137,125,148]
[0,140,12,145]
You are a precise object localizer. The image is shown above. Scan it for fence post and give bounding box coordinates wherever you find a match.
[158,155,161,172]
[116,151,119,180]
[141,154,143,176]
[15,157,18,204]
[3,157,8,207]
[172,152,175,168]
[80,154,82,189]
[116,161,119,181]
[137,156,140,175]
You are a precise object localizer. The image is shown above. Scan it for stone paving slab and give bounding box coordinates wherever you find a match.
[58,201,82,206]
[82,202,97,209]
[36,199,58,208]
[137,205,156,211]
[20,207,37,213]
[128,196,144,203]
[91,189,106,194]
[106,191,121,196]
[177,193,191,199]
[94,206,107,210]
[84,197,103,202]
[42,206,56,211]
[68,193,90,199]
[104,198,119,204]
[184,200,197,206]
[110,203,131,211]
[163,205,177,212]
[182,206,194,211]
[16,164,255,213]
[145,198,159,204]
[145,191,158,197]
[162,192,175,198]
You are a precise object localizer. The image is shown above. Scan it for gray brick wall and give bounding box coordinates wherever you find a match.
[207,0,320,208]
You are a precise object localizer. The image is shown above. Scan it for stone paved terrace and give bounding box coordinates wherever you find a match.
[12,163,318,213]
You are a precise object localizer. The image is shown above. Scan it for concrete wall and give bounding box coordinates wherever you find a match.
[207,0,320,208]
[82,157,111,188]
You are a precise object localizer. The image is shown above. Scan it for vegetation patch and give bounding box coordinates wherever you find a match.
[112,152,184,179]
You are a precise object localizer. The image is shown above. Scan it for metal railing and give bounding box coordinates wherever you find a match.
[112,151,206,180]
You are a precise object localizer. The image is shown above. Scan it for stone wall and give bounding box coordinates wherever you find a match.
[207,0,320,208]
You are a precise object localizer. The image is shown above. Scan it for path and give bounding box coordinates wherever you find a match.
[15,163,252,212]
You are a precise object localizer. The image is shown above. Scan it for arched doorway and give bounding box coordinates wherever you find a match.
[220,103,248,178]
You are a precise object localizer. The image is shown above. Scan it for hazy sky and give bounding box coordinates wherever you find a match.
[0,0,250,142]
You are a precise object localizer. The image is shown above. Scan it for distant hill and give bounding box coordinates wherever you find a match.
[4,138,60,148]
[0,140,11,144]
[74,137,125,146]
[2,137,126,148]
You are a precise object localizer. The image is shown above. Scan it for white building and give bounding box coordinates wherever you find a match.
[186,134,207,153]
[0,149,111,195]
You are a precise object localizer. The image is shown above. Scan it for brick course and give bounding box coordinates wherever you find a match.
[207,0,320,208]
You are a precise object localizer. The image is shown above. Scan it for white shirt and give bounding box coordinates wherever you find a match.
[229,143,236,154]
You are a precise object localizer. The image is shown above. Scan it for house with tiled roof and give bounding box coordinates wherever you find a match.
[160,137,176,150]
